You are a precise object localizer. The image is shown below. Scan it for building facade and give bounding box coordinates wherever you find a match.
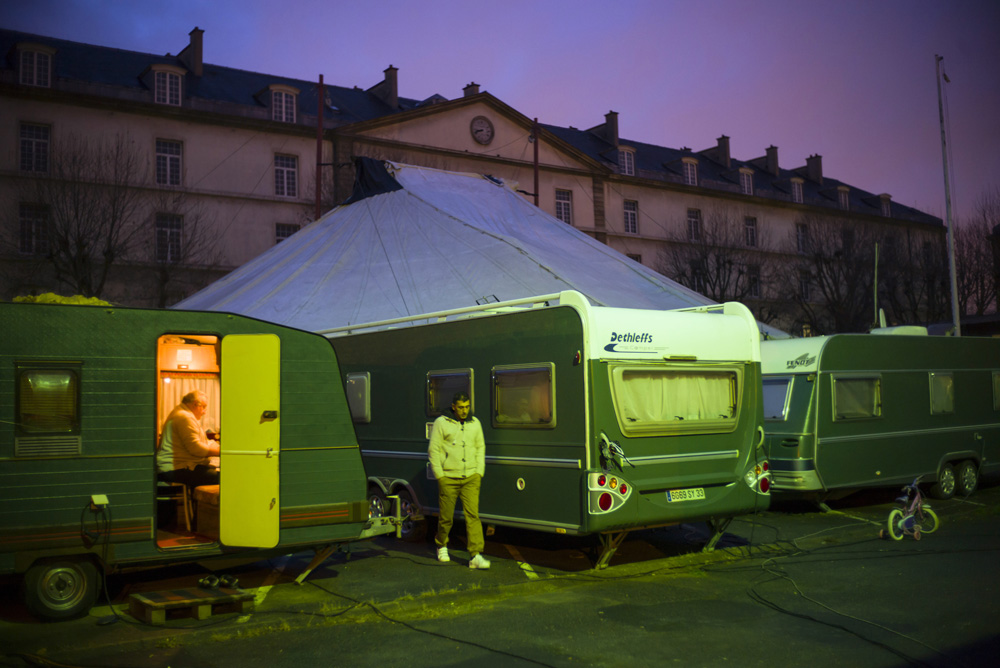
[1,27,945,331]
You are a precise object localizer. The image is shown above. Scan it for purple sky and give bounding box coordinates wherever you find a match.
[4,0,998,222]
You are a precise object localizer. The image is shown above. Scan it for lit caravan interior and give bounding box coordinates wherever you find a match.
[156,334,220,546]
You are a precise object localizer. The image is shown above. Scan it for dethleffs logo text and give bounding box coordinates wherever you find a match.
[604,331,653,352]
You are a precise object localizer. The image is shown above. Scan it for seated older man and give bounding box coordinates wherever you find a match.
[157,390,220,488]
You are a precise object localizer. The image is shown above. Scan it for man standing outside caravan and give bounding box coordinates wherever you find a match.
[157,390,221,488]
[428,392,490,569]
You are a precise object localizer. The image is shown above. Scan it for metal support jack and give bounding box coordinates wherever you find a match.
[702,518,733,552]
[594,530,630,569]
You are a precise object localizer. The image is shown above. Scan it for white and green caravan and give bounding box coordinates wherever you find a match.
[323,291,770,567]
[761,328,1000,499]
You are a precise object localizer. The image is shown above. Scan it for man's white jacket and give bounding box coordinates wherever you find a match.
[428,414,485,479]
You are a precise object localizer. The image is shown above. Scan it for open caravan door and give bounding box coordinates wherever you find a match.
[220,334,280,548]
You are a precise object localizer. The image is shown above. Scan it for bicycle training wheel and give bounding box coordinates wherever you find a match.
[886,508,905,541]
[918,507,939,534]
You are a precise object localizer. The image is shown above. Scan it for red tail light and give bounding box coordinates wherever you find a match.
[598,493,613,511]
[759,477,770,493]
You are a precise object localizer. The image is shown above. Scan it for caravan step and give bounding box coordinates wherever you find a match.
[128,587,254,625]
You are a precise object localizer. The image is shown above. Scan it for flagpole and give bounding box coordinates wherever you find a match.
[936,54,961,336]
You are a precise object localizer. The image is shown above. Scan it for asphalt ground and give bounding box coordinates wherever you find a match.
[2,477,998,668]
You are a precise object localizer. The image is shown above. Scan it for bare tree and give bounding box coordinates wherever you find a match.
[147,190,225,308]
[16,133,149,299]
[955,187,1000,316]
[656,205,782,325]
[778,215,880,334]
[878,225,950,327]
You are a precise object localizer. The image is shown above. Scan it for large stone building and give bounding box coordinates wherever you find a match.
[1,27,945,331]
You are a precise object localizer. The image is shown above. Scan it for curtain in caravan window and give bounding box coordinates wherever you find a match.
[160,373,221,433]
[834,377,880,419]
[929,372,954,414]
[617,370,735,424]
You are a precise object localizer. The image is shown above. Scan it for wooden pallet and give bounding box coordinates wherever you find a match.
[128,587,254,625]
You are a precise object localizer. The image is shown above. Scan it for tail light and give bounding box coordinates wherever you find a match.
[745,461,771,495]
[588,472,632,514]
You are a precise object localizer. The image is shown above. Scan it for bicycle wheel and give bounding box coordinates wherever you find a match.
[917,506,939,534]
[886,508,905,541]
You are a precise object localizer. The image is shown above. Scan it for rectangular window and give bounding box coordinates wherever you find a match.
[275,155,298,197]
[19,203,49,256]
[492,364,555,428]
[833,375,881,420]
[156,213,183,263]
[610,365,740,436]
[796,223,809,253]
[426,369,473,418]
[929,372,954,415]
[690,260,707,293]
[623,200,638,234]
[555,189,573,225]
[17,366,80,435]
[20,123,50,173]
[687,208,702,242]
[799,270,811,301]
[345,372,371,423]
[619,150,634,176]
[276,223,301,244]
[994,372,1000,411]
[155,71,181,106]
[272,90,296,123]
[747,264,761,299]
[881,198,891,217]
[20,50,51,87]
[683,161,698,186]
[744,216,757,247]
[740,171,753,196]
[763,377,792,420]
[792,180,804,204]
[155,139,182,186]
[626,253,642,264]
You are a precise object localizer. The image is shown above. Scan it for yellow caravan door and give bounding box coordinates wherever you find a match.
[220,334,280,548]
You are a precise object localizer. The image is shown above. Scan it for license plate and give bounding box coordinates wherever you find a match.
[666,487,705,502]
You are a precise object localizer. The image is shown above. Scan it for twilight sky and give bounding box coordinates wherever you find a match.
[3,0,998,222]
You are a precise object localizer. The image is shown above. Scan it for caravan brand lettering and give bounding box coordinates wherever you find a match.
[610,332,653,344]
[786,353,817,370]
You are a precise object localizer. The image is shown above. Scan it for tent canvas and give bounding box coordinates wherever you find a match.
[177,159,783,337]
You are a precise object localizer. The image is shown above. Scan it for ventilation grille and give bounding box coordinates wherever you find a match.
[15,436,82,457]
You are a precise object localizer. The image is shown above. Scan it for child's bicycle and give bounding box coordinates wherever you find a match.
[879,477,940,540]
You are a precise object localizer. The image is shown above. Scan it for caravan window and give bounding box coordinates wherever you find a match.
[427,369,473,418]
[16,365,81,435]
[929,372,954,415]
[832,375,881,420]
[609,364,740,436]
[492,364,555,429]
[763,377,792,421]
[994,372,1000,411]
[345,372,371,423]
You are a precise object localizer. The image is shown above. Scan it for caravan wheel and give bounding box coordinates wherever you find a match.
[930,463,956,500]
[395,489,427,542]
[955,461,979,497]
[24,558,100,621]
[368,488,388,519]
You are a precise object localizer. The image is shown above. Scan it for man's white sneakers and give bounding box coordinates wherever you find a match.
[437,547,450,563]
[468,553,491,569]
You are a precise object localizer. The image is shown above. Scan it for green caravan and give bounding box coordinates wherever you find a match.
[761,328,1000,499]
[323,291,770,567]
[0,302,395,620]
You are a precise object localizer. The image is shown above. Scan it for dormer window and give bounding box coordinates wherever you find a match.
[791,178,804,204]
[682,158,698,186]
[838,186,850,211]
[19,46,53,88]
[880,194,892,217]
[152,66,184,106]
[739,168,754,196]
[270,85,299,123]
[619,149,634,176]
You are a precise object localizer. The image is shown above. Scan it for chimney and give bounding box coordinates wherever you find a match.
[603,110,619,147]
[371,65,398,109]
[766,145,779,176]
[463,82,480,97]
[716,135,731,169]
[806,154,823,184]
[179,27,203,76]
